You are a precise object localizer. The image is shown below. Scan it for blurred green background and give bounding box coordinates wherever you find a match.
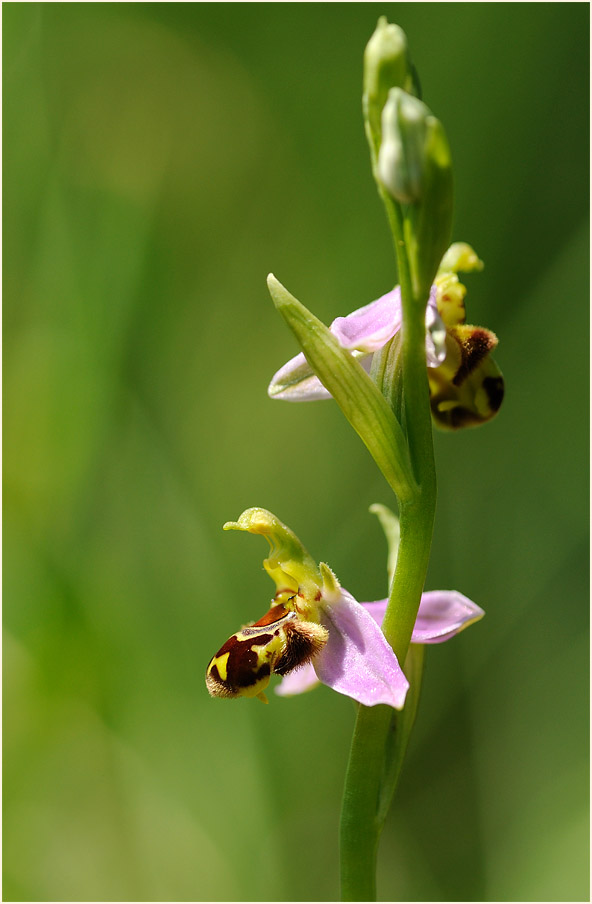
[3,3,589,901]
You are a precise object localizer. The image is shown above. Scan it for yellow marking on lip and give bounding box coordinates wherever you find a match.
[214,651,230,681]
[239,673,272,699]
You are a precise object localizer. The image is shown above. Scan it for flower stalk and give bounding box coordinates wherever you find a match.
[339,21,450,900]
[339,240,437,901]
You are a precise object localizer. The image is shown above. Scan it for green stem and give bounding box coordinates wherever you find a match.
[376,645,426,827]
[339,189,437,902]
[381,193,437,665]
[339,506,433,901]
[381,494,435,664]
[340,645,426,901]
[340,704,392,901]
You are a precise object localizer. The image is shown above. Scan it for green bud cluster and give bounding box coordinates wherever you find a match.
[363,17,418,159]
[363,19,453,302]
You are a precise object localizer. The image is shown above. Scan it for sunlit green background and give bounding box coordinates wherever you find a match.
[4,3,589,901]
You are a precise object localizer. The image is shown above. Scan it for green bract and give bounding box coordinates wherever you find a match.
[267,274,417,503]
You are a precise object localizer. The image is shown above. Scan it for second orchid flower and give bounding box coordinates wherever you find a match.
[268,243,504,429]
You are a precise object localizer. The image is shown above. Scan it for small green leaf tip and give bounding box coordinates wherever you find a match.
[267,273,289,307]
[369,503,401,589]
[363,18,417,158]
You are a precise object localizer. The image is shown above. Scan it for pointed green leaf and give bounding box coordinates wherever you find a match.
[267,275,417,502]
[369,503,401,589]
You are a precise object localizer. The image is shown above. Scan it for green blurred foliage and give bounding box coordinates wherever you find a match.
[3,3,589,901]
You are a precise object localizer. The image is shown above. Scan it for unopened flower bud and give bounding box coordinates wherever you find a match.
[378,88,453,300]
[378,89,431,204]
[363,18,416,156]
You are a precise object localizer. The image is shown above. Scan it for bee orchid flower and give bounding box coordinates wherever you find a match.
[268,243,504,429]
[206,509,484,709]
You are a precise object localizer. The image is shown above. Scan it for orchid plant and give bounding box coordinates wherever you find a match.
[206,18,503,902]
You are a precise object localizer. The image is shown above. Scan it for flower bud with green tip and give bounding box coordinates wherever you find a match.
[378,89,429,205]
[378,88,453,302]
[363,17,418,161]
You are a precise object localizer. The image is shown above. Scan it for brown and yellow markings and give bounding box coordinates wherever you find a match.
[435,272,466,327]
[206,598,328,704]
[251,601,291,626]
[428,326,504,430]
[431,268,504,430]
